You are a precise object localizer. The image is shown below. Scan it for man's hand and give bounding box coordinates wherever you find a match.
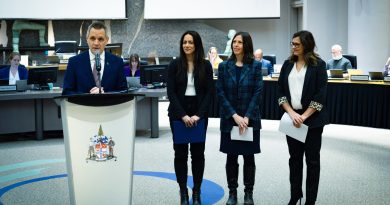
[90,87,104,94]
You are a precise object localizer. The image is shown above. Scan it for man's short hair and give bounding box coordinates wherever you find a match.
[86,21,107,38]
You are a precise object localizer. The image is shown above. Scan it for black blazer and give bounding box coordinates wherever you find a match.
[277,59,329,128]
[167,58,214,119]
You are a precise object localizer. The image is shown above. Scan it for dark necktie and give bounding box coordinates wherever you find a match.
[92,61,100,87]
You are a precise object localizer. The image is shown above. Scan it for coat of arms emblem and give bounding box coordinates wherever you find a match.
[87,125,117,162]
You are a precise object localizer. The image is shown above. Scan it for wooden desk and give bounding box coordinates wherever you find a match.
[26,64,67,70]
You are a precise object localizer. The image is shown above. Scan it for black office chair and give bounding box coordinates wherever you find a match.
[342,54,357,69]
[263,55,276,66]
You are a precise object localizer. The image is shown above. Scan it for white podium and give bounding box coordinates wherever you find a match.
[57,93,136,205]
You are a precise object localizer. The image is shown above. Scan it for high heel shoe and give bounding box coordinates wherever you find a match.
[288,197,301,205]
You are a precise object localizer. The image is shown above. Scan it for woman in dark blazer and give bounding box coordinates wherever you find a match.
[0,52,28,84]
[167,30,214,205]
[277,30,328,205]
[216,31,263,205]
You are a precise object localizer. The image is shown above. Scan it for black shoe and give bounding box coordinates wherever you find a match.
[243,165,255,205]
[244,192,254,205]
[192,189,201,205]
[226,190,237,205]
[288,197,301,205]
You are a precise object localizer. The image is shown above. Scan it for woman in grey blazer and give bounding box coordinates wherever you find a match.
[216,32,263,205]
[277,30,328,205]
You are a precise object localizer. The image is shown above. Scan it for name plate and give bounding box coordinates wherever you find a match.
[0,85,17,92]
[59,59,69,64]
[271,73,280,78]
[384,76,390,82]
[350,75,369,81]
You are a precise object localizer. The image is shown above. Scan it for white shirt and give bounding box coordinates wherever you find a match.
[288,63,307,110]
[89,50,105,80]
[8,68,20,85]
[185,72,196,96]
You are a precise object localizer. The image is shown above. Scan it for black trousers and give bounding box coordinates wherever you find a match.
[170,96,207,189]
[286,126,324,203]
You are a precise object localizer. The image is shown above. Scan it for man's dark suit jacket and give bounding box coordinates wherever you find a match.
[62,51,127,95]
[277,59,329,128]
[260,59,274,75]
[216,60,263,133]
[0,65,28,80]
[167,58,214,120]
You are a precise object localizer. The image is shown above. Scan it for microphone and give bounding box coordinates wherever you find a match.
[95,51,101,72]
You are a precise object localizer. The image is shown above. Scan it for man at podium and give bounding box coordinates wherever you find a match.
[62,21,127,95]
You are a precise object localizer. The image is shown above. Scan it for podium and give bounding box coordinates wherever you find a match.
[56,93,136,205]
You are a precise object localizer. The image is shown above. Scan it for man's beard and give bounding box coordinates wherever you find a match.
[332,54,342,60]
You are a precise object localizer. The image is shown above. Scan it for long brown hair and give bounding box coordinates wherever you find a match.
[228,31,254,65]
[289,30,320,66]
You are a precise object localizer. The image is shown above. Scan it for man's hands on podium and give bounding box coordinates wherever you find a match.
[90,87,104,94]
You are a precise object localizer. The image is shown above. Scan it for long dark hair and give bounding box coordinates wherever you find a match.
[289,30,320,66]
[177,30,207,87]
[228,31,254,65]
[129,53,140,69]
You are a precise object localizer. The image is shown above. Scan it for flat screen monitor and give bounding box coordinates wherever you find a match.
[140,64,168,86]
[27,66,58,89]
[105,43,122,57]
[55,41,78,54]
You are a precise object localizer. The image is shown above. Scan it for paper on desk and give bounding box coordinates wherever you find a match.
[278,112,308,143]
[231,126,253,141]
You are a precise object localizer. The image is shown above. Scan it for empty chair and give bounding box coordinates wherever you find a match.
[342,54,357,69]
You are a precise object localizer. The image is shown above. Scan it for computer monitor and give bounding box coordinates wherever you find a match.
[55,41,78,54]
[263,55,276,66]
[105,43,122,57]
[140,64,168,86]
[27,66,58,89]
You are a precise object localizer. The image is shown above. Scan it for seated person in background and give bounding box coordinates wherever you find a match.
[383,57,390,76]
[147,51,158,65]
[124,53,141,77]
[62,21,127,95]
[254,48,273,74]
[207,47,223,69]
[326,44,352,73]
[0,52,28,85]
